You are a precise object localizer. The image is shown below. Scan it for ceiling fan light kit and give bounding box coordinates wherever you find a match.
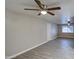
[41,10,47,15]
[24,0,61,16]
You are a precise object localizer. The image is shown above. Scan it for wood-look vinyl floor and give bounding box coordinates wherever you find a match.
[12,38,74,59]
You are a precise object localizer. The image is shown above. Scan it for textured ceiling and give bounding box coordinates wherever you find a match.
[6,0,74,24]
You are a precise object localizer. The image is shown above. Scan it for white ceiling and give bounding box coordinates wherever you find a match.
[6,0,74,24]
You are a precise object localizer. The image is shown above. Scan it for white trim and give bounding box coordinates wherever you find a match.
[8,37,57,59]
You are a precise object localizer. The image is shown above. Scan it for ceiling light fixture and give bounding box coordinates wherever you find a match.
[41,10,47,15]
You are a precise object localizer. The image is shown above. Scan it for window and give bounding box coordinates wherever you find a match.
[62,25,74,33]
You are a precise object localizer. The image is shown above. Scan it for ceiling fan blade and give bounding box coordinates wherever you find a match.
[46,7,61,10]
[24,8,40,11]
[34,0,43,9]
[47,11,55,16]
[38,13,41,15]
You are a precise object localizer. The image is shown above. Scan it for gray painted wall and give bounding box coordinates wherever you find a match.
[5,10,58,57]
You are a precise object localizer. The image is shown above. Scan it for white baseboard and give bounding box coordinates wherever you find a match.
[8,37,57,59]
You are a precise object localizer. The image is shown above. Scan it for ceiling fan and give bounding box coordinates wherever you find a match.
[24,0,61,16]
